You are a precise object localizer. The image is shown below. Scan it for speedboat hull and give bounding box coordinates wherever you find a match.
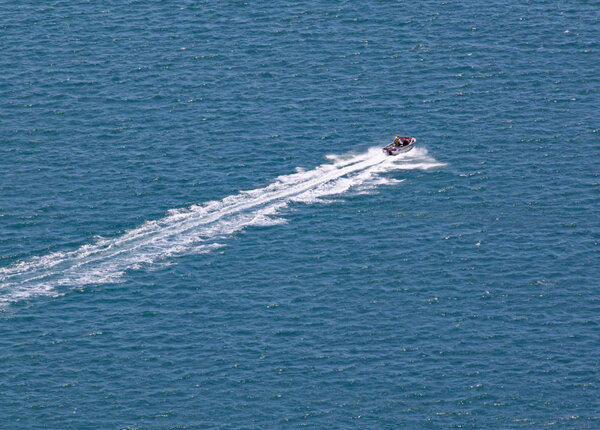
[383,137,416,155]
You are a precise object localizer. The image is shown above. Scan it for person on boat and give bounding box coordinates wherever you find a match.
[393,136,401,146]
[402,137,411,146]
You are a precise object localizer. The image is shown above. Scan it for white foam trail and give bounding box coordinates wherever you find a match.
[0,147,444,306]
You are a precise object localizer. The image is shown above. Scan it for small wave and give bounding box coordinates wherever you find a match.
[0,146,444,307]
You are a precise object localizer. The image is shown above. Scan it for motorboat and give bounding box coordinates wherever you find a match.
[383,136,416,155]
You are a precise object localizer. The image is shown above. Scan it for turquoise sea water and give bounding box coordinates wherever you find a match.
[1,1,599,428]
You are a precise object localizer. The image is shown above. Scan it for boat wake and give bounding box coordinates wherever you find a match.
[0,147,444,307]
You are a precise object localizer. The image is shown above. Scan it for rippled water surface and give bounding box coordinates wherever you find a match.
[1,1,599,428]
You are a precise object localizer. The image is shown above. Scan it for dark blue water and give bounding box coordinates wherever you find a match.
[1,1,599,428]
